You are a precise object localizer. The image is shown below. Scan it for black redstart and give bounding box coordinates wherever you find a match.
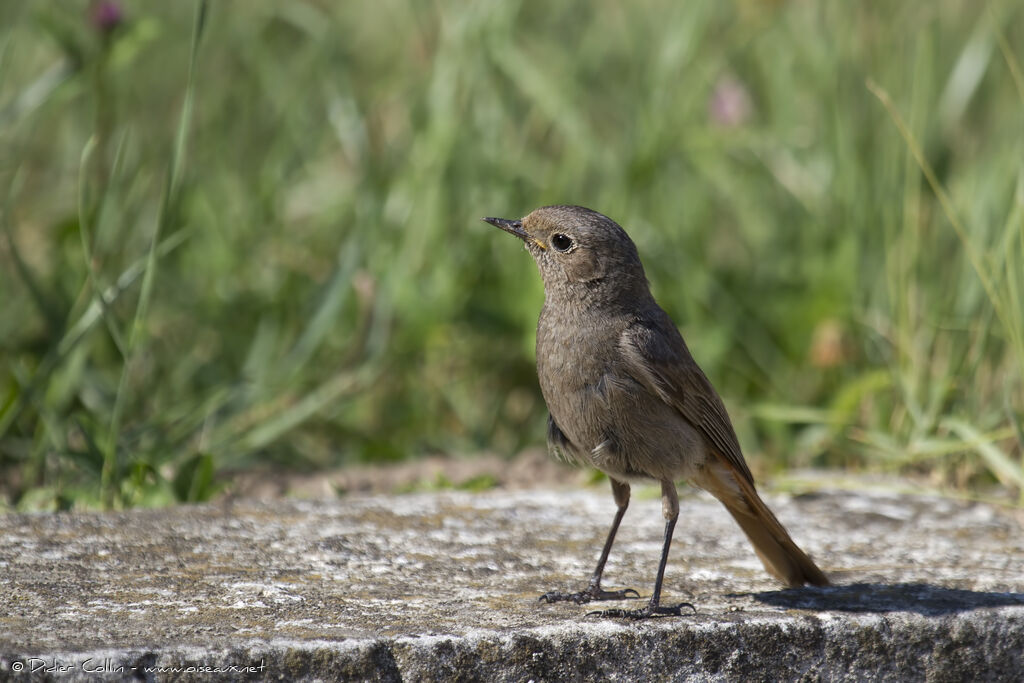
[484,205,828,619]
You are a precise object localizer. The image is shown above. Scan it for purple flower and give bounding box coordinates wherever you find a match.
[91,1,124,35]
[709,75,753,128]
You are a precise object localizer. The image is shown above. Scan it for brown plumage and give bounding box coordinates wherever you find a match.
[484,205,827,619]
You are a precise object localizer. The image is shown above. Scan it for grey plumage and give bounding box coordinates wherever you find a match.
[484,205,828,619]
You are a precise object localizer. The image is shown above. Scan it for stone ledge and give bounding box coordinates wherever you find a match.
[1,486,1023,681]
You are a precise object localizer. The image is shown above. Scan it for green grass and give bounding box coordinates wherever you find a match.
[1,0,1022,509]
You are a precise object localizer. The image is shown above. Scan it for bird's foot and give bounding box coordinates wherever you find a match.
[539,585,640,605]
[586,601,697,620]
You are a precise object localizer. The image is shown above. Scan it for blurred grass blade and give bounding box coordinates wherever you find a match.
[847,428,908,464]
[829,370,892,425]
[102,0,208,507]
[283,242,361,376]
[2,170,61,330]
[993,13,1024,105]
[229,366,373,454]
[77,132,129,356]
[58,231,190,357]
[867,79,1017,365]
[487,41,591,154]
[0,60,74,128]
[944,418,1024,490]
[172,452,217,502]
[937,12,993,131]
[750,404,840,425]
[999,172,1024,363]
[1006,395,1024,505]
[0,231,189,441]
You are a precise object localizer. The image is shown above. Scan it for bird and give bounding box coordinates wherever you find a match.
[483,205,828,619]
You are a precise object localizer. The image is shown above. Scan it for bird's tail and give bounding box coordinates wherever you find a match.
[693,458,829,587]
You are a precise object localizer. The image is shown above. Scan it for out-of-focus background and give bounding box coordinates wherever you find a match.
[1,0,1022,509]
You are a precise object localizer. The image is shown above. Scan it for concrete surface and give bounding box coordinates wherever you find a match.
[1,485,1023,681]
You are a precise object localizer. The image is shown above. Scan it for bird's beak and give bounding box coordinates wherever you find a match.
[482,216,528,240]
[482,216,546,250]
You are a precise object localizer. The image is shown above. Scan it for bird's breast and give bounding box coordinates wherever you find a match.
[534,305,707,482]
[535,308,635,467]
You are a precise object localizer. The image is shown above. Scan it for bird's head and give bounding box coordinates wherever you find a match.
[483,205,649,303]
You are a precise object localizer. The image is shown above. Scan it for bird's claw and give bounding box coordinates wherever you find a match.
[539,587,641,604]
[586,601,697,620]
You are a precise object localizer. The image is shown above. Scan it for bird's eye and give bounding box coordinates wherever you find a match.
[550,233,574,252]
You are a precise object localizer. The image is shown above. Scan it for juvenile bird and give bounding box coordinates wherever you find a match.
[483,205,828,619]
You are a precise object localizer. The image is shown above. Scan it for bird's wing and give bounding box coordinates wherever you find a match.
[546,413,574,463]
[618,314,755,485]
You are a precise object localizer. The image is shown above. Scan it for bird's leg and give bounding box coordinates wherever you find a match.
[540,478,641,604]
[589,480,696,619]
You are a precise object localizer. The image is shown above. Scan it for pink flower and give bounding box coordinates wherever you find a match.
[90,1,124,35]
[709,75,753,128]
